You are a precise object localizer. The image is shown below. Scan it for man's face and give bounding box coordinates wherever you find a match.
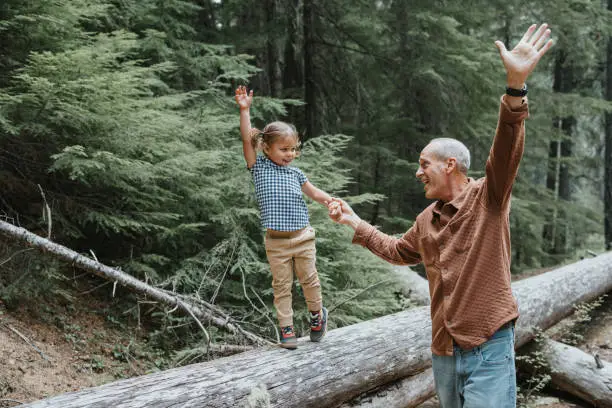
[416,144,451,201]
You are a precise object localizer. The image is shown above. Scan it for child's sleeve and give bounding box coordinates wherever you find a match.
[248,155,260,174]
[296,168,308,185]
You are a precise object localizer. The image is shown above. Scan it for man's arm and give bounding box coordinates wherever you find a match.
[486,24,553,209]
[329,198,422,265]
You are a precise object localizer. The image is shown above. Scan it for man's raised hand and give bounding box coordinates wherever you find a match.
[495,24,553,89]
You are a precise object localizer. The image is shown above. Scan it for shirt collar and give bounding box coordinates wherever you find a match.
[432,177,474,215]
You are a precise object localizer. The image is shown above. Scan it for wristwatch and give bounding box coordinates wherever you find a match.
[506,83,528,97]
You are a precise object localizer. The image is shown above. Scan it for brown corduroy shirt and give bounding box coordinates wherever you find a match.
[353,96,528,356]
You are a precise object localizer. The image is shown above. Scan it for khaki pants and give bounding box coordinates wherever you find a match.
[264,226,322,327]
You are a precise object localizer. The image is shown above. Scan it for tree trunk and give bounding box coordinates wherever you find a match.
[282,0,303,128]
[303,0,317,140]
[524,339,612,407]
[21,252,612,408]
[266,0,285,98]
[544,50,575,255]
[0,220,271,347]
[605,0,612,250]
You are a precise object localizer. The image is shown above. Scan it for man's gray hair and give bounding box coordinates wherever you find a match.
[428,138,471,175]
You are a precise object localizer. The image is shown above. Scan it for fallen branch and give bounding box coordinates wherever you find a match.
[0,398,25,407]
[0,220,272,346]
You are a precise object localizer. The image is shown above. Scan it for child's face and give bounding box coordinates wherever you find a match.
[264,136,299,166]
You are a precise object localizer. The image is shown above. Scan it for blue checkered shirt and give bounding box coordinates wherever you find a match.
[250,155,310,231]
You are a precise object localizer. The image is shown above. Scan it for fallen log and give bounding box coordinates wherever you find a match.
[20,252,612,408]
[535,339,612,407]
[339,369,435,408]
[0,220,271,346]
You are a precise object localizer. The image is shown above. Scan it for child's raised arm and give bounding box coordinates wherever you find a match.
[235,86,257,169]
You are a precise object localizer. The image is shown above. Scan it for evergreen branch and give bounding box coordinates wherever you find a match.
[209,240,237,305]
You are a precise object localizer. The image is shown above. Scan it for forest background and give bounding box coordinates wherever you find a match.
[0,0,612,372]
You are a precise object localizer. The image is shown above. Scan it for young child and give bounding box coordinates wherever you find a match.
[235,85,331,349]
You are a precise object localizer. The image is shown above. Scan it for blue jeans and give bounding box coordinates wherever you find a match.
[432,323,516,408]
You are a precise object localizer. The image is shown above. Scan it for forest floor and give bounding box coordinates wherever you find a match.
[0,270,610,408]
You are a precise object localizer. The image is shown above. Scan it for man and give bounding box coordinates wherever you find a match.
[329,24,553,408]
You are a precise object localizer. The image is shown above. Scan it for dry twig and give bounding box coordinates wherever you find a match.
[0,398,25,406]
[1,323,51,362]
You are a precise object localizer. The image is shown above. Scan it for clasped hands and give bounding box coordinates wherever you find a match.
[325,198,361,229]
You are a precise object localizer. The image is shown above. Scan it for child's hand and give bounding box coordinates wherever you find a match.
[326,199,342,221]
[235,85,253,110]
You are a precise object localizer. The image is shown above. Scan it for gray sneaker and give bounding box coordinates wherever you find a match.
[279,326,297,349]
[309,307,328,342]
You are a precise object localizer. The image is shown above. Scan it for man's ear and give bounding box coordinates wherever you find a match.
[446,157,457,174]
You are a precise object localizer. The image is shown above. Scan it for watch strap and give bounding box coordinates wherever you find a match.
[506,84,528,97]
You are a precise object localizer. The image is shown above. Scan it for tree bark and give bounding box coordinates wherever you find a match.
[20,252,612,408]
[0,220,271,347]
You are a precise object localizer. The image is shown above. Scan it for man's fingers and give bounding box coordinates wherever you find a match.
[533,29,551,50]
[519,24,537,44]
[538,38,554,57]
[529,24,548,46]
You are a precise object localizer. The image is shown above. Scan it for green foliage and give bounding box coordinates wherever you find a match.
[516,331,552,408]
[0,238,70,308]
[0,0,609,366]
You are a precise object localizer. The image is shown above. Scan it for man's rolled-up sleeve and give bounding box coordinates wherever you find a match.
[352,221,421,266]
